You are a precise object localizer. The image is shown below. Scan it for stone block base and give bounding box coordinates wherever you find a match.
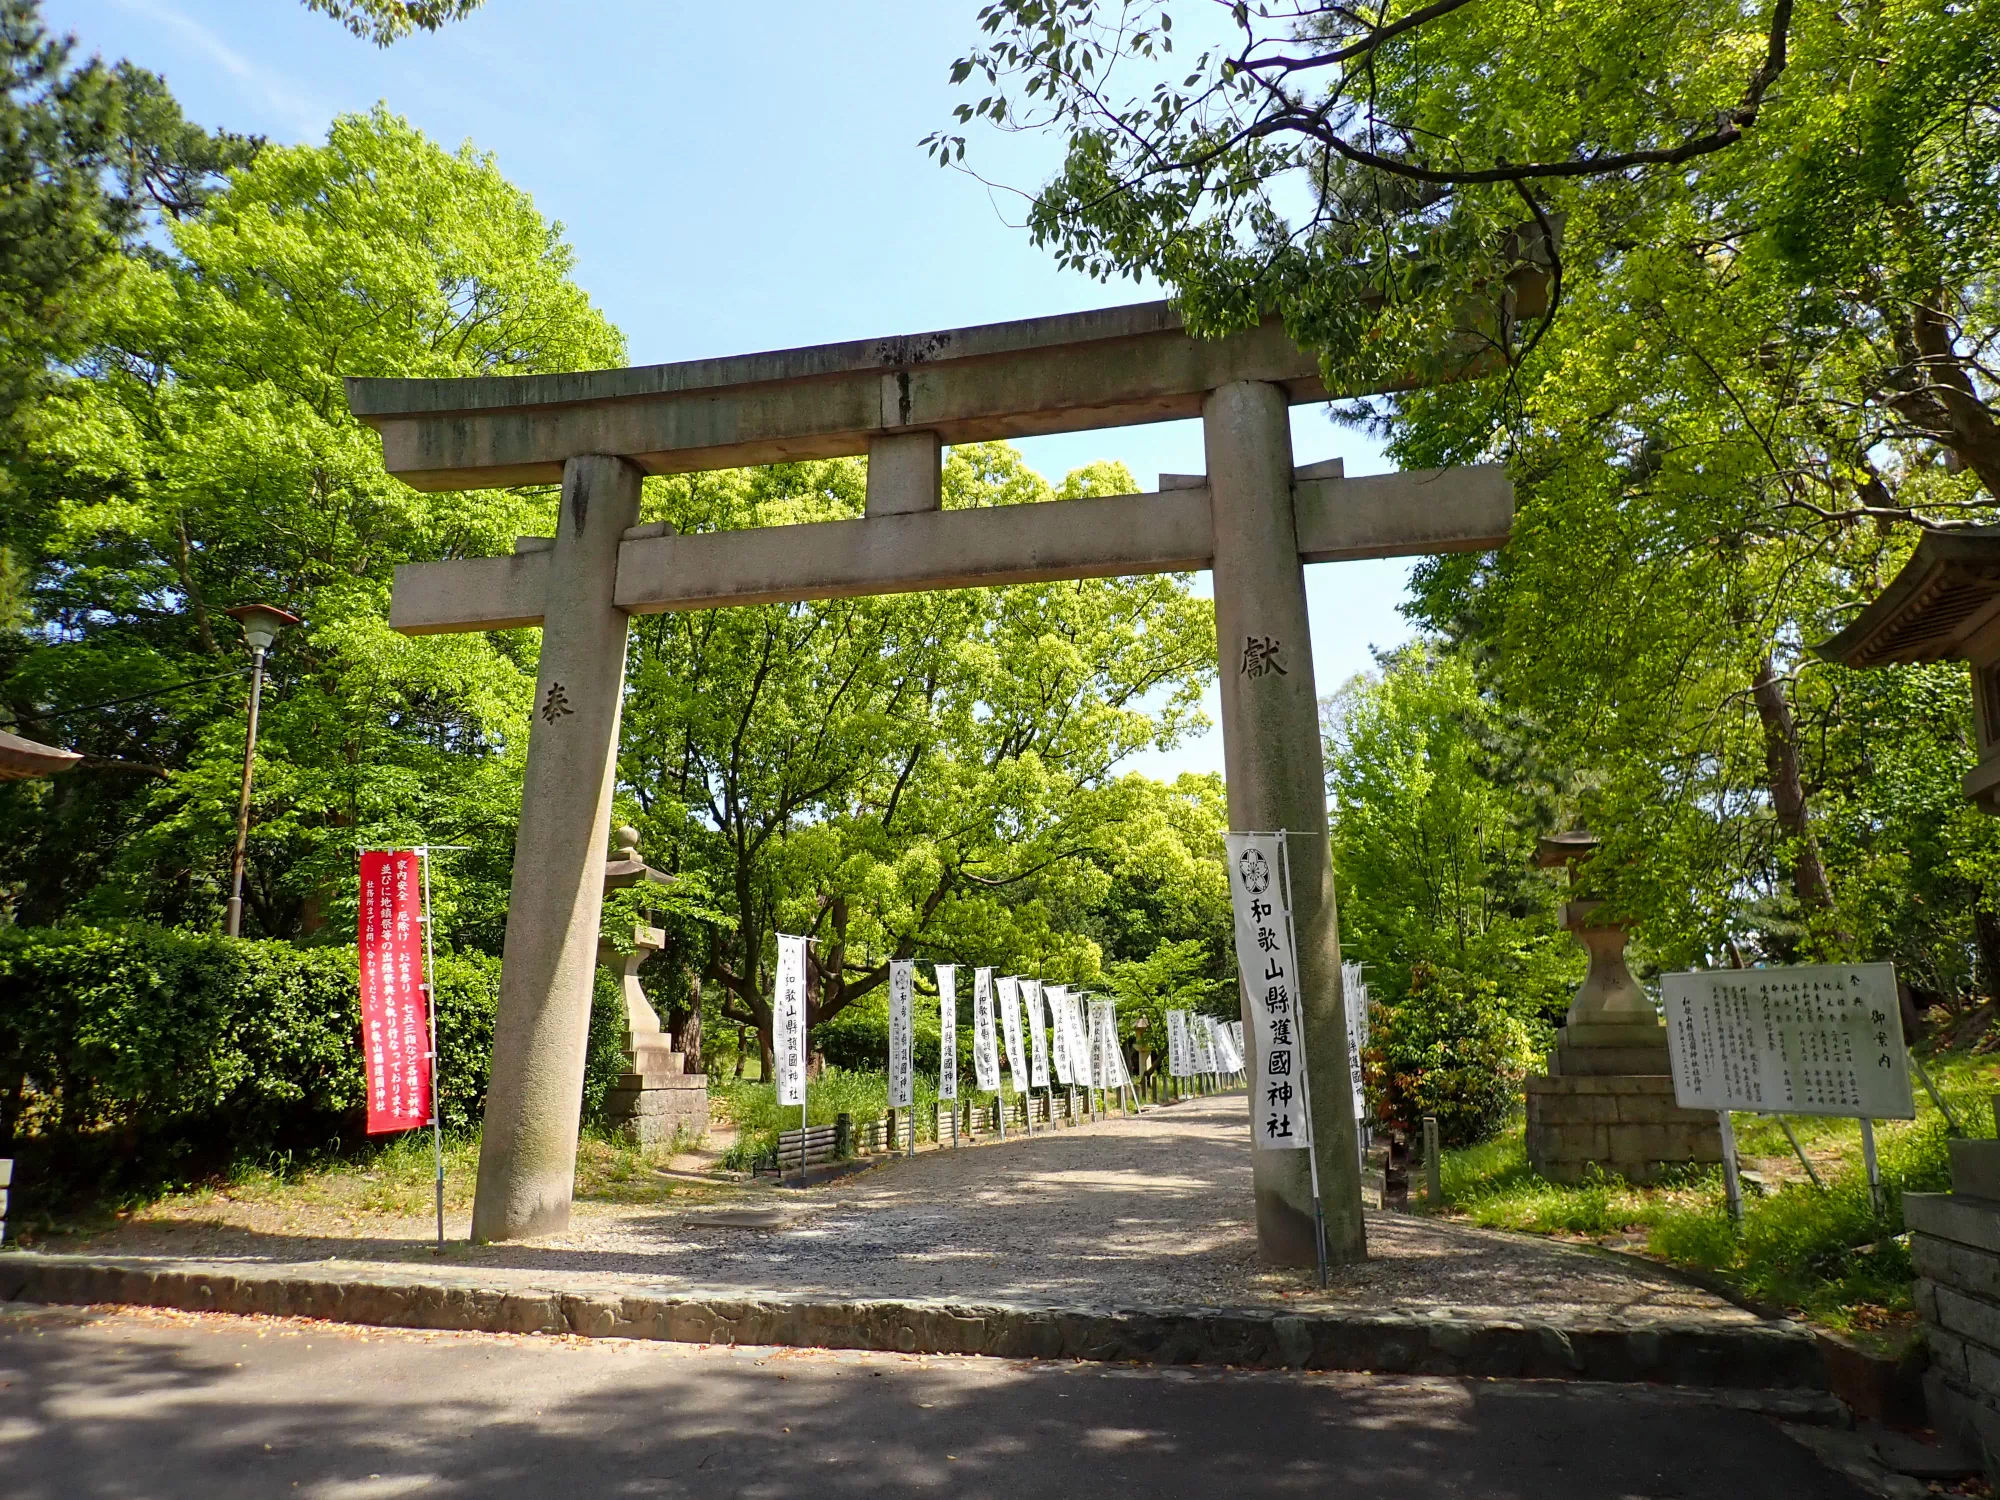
[604,1072,709,1146]
[1525,1072,1722,1185]
[1910,1185,2000,1483]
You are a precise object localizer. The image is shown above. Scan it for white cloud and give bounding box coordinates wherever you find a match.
[112,0,329,140]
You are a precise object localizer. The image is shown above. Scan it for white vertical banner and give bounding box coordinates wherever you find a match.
[1048,983,1075,1085]
[1065,994,1095,1085]
[1024,979,1051,1088]
[774,934,808,1108]
[935,963,958,1102]
[1225,832,1308,1150]
[1340,962,1370,1122]
[888,960,915,1109]
[1211,1016,1243,1073]
[1090,998,1130,1087]
[1230,1021,1246,1065]
[998,976,1029,1093]
[972,966,1001,1093]
[1166,1010,1190,1077]
[1192,1015,1220,1075]
[1087,999,1109,1087]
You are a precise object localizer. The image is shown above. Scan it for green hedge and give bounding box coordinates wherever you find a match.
[0,925,499,1200]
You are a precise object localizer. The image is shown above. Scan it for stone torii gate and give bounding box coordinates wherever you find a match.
[347,301,1514,1258]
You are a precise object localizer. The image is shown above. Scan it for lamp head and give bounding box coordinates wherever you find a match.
[224,603,300,655]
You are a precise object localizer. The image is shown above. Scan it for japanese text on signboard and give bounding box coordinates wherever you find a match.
[1661,963,1913,1119]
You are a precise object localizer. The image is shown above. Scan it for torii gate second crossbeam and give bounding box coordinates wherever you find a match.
[348,301,1517,1260]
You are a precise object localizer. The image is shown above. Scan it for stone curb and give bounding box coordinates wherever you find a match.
[0,1252,1827,1389]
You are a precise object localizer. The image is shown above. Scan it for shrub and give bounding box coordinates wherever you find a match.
[0,925,498,1202]
[1364,963,1534,1146]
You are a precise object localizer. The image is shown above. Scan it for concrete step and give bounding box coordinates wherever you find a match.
[0,1252,1837,1392]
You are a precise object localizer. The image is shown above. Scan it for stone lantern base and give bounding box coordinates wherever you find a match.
[1524,1021,1722,1185]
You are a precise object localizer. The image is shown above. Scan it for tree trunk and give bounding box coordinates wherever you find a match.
[1975,903,2000,1006]
[1751,659,1836,914]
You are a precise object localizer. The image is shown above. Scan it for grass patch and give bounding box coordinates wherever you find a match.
[1437,1049,1998,1334]
[8,1122,716,1247]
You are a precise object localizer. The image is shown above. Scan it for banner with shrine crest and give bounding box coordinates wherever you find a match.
[888,960,915,1108]
[774,934,808,1108]
[358,851,432,1135]
[972,967,1002,1093]
[1225,832,1308,1150]
[935,963,958,1101]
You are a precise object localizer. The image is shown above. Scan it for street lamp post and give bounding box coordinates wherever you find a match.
[222,604,298,939]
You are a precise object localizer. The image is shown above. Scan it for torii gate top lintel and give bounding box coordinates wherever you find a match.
[352,301,1513,637]
[346,300,1333,491]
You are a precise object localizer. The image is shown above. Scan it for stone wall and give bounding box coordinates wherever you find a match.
[1910,1140,2000,1481]
[1525,1074,1724,1185]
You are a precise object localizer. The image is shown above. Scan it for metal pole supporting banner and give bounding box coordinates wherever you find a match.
[1277,834,1329,1289]
[1718,1110,1744,1227]
[420,846,445,1251]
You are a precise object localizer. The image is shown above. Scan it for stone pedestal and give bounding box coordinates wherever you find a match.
[597,923,708,1147]
[1523,896,1720,1183]
[1910,1141,2000,1482]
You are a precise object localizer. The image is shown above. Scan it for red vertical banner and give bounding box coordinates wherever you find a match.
[358,850,433,1134]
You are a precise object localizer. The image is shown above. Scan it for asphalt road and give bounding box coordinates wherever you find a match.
[1,1303,1868,1500]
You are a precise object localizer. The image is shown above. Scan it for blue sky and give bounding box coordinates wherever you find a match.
[45,0,1414,777]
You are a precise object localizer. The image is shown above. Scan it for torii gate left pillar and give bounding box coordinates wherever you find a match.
[473,454,639,1240]
[348,300,1523,1248]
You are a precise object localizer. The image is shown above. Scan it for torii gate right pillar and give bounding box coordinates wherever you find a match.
[1207,380,1367,1266]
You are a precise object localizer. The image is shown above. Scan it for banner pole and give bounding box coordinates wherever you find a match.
[1277,833,1330,1288]
[419,846,445,1253]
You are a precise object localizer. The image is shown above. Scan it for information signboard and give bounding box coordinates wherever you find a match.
[1661,962,1913,1119]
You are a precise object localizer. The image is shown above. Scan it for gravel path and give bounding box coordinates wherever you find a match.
[77,1095,1758,1322]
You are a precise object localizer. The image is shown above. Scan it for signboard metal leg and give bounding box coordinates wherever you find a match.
[1775,1117,1825,1190]
[1908,1049,1963,1135]
[1860,1116,1884,1216]
[1718,1110,1744,1228]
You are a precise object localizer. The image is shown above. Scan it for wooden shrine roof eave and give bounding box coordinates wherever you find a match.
[1815,527,2000,669]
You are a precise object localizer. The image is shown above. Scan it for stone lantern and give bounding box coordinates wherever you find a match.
[1816,526,2000,1473]
[1522,829,1722,1183]
[596,825,707,1145]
